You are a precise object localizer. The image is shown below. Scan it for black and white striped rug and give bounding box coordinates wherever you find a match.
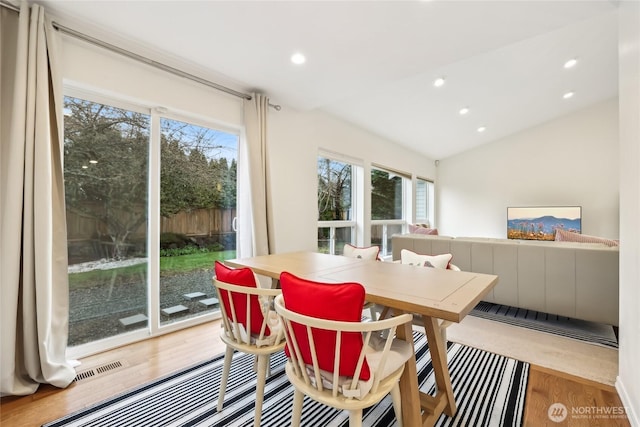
[44,332,529,427]
[470,301,618,349]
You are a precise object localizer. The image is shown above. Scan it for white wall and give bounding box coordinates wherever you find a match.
[617,2,640,425]
[268,107,436,253]
[61,36,244,129]
[437,99,619,239]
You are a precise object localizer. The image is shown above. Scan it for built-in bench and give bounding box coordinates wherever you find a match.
[392,234,619,326]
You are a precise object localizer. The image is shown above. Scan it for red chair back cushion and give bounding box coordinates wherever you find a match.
[280,272,370,380]
[214,261,269,336]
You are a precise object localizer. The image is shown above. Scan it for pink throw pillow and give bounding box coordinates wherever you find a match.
[408,224,438,235]
[554,229,619,247]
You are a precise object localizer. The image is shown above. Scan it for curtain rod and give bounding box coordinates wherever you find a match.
[0,0,282,110]
[51,21,282,110]
[0,0,19,12]
[52,21,254,100]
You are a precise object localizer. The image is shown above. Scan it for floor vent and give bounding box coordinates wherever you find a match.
[74,360,127,382]
[96,361,123,374]
[74,370,95,382]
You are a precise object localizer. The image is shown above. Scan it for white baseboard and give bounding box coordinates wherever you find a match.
[616,376,640,427]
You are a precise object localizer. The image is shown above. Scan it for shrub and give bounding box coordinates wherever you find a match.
[160,245,208,257]
[206,242,224,252]
[160,232,192,249]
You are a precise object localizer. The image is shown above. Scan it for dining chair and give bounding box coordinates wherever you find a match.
[275,272,414,427]
[342,244,380,319]
[212,261,285,427]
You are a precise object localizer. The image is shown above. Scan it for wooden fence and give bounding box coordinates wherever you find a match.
[160,208,236,237]
[66,204,236,241]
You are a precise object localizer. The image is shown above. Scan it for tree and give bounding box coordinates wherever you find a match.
[64,97,149,259]
[317,158,351,221]
[160,137,191,216]
[371,169,402,220]
[159,118,237,215]
[217,158,237,209]
[64,97,239,259]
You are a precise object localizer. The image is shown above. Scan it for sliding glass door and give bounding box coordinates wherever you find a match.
[158,117,238,325]
[64,93,239,355]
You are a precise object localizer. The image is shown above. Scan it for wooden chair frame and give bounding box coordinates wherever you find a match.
[213,277,285,427]
[274,294,413,427]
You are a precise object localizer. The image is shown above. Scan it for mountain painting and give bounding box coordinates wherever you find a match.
[507,206,581,240]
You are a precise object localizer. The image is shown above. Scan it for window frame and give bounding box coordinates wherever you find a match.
[316,151,363,255]
[415,177,435,228]
[370,164,411,258]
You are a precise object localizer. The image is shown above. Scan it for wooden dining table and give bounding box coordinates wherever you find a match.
[225,251,498,427]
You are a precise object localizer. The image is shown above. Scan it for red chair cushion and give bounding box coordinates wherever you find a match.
[214,261,269,336]
[280,271,370,381]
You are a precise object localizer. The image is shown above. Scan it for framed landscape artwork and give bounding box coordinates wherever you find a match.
[507,206,582,241]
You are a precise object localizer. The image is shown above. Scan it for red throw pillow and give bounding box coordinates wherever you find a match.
[214,261,269,336]
[279,271,370,380]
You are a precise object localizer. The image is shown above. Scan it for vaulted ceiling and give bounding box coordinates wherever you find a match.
[37,0,620,159]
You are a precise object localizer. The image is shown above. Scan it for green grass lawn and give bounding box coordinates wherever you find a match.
[159,250,235,274]
[69,250,236,288]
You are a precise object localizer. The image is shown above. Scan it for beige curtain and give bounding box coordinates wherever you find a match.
[0,2,76,396]
[238,93,271,257]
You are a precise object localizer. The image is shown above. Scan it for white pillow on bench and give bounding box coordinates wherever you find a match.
[400,249,452,269]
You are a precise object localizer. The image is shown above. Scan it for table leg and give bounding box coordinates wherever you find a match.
[422,315,456,417]
[396,318,423,426]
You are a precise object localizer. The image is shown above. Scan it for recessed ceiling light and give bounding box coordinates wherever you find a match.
[459,107,470,115]
[477,126,486,133]
[82,165,88,169]
[563,91,575,99]
[433,77,445,87]
[89,159,98,164]
[564,58,578,69]
[291,52,306,65]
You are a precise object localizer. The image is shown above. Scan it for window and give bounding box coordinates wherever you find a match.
[317,155,357,255]
[416,178,434,227]
[371,166,409,257]
[64,93,239,354]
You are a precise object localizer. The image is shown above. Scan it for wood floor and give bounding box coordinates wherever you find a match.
[0,320,630,427]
